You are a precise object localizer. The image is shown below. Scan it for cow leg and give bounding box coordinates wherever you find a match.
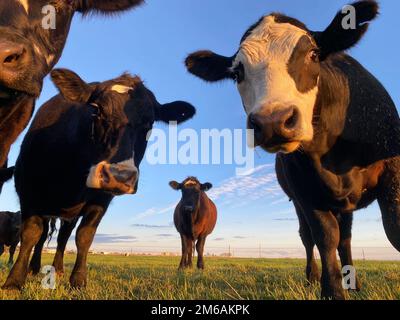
[179,234,189,270]
[377,160,400,253]
[337,213,361,291]
[28,219,49,275]
[53,218,79,274]
[2,215,44,290]
[307,210,346,300]
[70,206,105,288]
[8,243,17,266]
[295,203,320,284]
[186,239,194,269]
[196,236,206,270]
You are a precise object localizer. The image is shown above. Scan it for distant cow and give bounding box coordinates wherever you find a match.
[0,0,144,192]
[185,1,399,299]
[2,69,196,290]
[170,177,217,270]
[0,211,21,265]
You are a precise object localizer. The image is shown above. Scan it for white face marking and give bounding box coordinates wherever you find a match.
[234,15,318,142]
[111,85,133,94]
[17,0,29,14]
[86,158,138,190]
[46,54,55,66]
[184,180,197,187]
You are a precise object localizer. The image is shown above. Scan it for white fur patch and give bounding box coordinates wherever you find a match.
[17,0,29,14]
[233,15,318,142]
[86,159,138,190]
[46,54,55,66]
[111,85,133,94]
[184,179,197,187]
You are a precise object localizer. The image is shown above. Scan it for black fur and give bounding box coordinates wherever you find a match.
[313,0,379,60]
[0,0,144,186]
[2,69,196,290]
[185,51,234,82]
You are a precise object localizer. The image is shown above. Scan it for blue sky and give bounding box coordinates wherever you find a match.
[0,0,399,257]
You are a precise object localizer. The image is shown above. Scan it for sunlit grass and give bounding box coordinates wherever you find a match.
[0,254,398,300]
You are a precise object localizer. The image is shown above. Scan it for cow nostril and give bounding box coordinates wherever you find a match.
[248,114,262,134]
[4,53,20,64]
[1,46,25,67]
[283,108,299,130]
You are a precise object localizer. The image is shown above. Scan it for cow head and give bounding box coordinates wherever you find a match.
[0,0,144,125]
[51,68,196,195]
[185,1,378,154]
[170,177,212,213]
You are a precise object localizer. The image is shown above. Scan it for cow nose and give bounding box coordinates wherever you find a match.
[248,106,300,145]
[0,42,25,69]
[247,113,264,144]
[184,206,194,212]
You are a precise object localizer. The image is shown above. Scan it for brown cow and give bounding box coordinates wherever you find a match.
[0,211,21,265]
[170,177,217,270]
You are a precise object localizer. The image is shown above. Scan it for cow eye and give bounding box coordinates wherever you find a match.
[233,62,245,84]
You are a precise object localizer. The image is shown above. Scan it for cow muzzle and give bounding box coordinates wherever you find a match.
[86,159,138,195]
[247,106,302,154]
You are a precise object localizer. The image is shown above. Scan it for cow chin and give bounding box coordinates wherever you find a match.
[264,141,301,154]
[86,161,138,196]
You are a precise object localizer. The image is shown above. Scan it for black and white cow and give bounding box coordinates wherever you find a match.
[0,0,144,191]
[2,68,195,290]
[185,1,400,299]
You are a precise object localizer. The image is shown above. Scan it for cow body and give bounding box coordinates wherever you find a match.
[0,211,21,265]
[185,1,399,299]
[170,178,217,270]
[0,0,144,191]
[3,69,195,290]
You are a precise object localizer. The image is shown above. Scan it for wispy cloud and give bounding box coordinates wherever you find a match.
[157,234,175,238]
[131,223,173,229]
[213,238,225,241]
[78,233,139,244]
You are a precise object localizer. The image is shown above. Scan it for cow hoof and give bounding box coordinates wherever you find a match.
[321,288,347,300]
[2,279,23,291]
[306,272,321,285]
[70,273,87,289]
[56,270,65,276]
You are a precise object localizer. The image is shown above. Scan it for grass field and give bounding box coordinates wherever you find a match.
[0,254,399,300]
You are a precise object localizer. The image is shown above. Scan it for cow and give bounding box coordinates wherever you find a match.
[2,68,196,290]
[184,0,400,299]
[169,177,217,270]
[0,211,21,266]
[0,0,145,192]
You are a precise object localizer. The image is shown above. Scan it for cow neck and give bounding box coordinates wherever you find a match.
[299,55,357,203]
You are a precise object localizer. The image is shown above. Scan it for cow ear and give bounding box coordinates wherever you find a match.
[201,183,213,191]
[313,1,379,60]
[51,69,93,103]
[156,101,196,124]
[76,0,144,15]
[185,50,235,82]
[169,181,181,190]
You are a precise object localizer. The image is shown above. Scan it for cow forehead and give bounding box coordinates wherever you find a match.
[184,180,198,187]
[237,15,310,65]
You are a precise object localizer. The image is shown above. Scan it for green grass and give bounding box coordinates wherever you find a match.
[0,254,399,300]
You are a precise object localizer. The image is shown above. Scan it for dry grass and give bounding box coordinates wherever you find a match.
[0,254,399,300]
